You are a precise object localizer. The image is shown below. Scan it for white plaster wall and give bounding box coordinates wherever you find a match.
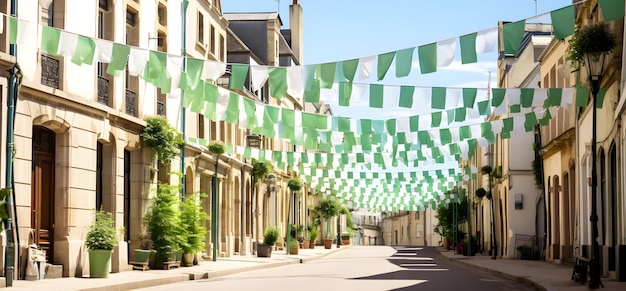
[64,0,97,100]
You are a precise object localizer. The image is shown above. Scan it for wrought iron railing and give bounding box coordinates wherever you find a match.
[125,89,137,116]
[157,101,165,116]
[41,53,60,89]
[97,76,110,105]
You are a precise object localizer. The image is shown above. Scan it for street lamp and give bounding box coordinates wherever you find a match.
[584,40,609,290]
[246,134,262,255]
[483,150,496,260]
[208,141,225,262]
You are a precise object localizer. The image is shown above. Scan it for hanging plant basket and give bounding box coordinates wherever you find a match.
[141,116,184,165]
[567,23,617,68]
[207,140,226,156]
[288,177,303,192]
[475,188,487,198]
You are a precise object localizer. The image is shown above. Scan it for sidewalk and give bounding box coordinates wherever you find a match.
[4,245,346,291]
[438,248,626,291]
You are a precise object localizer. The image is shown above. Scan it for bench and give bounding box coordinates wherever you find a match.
[571,257,588,284]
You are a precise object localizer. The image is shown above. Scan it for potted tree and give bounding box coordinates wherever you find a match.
[179,192,208,267]
[85,210,118,278]
[314,197,340,249]
[257,226,279,258]
[308,226,318,249]
[287,177,303,251]
[289,238,299,255]
[144,181,183,269]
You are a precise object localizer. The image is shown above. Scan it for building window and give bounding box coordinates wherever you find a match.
[157,88,166,116]
[126,10,136,26]
[197,12,204,44]
[415,211,420,220]
[210,25,215,54]
[198,115,205,139]
[157,4,167,26]
[219,34,225,62]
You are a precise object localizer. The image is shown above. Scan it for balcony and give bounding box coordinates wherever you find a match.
[157,101,165,116]
[125,89,137,117]
[97,76,110,106]
[41,53,60,89]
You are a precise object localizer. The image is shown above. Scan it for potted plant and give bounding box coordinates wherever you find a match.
[308,226,318,249]
[179,192,208,267]
[144,181,183,269]
[131,232,153,270]
[85,210,118,278]
[257,226,279,258]
[314,197,340,249]
[341,232,351,246]
[289,238,299,255]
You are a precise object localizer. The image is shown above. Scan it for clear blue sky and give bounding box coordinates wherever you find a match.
[222,0,573,114]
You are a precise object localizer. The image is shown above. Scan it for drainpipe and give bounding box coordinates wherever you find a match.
[4,0,19,286]
[180,0,189,200]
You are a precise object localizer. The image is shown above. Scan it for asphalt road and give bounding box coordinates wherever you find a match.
[135,246,534,291]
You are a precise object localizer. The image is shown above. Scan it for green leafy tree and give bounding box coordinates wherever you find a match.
[141,116,184,165]
[144,182,183,262]
[179,192,208,254]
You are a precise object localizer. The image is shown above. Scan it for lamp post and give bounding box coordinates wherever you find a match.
[246,134,261,255]
[585,44,608,290]
[336,205,341,248]
[211,154,219,261]
[484,150,496,260]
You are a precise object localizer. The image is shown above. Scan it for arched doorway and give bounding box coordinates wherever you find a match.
[31,126,56,262]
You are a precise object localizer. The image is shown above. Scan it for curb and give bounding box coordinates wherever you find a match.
[80,247,348,291]
[439,249,552,291]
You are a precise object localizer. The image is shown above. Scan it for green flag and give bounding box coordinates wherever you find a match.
[106,43,131,77]
[418,43,437,74]
[318,62,336,89]
[370,84,384,108]
[225,93,240,123]
[599,0,625,22]
[503,20,525,55]
[229,64,249,90]
[463,88,477,108]
[551,6,575,40]
[304,80,321,103]
[575,84,589,107]
[9,17,17,44]
[399,86,415,108]
[377,51,395,80]
[338,82,353,106]
[459,33,477,64]
[432,87,446,109]
[186,58,204,89]
[41,26,61,56]
[491,88,506,108]
[268,67,287,99]
[395,47,415,77]
[144,50,167,83]
[342,59,359,82]
[71,35,96,66]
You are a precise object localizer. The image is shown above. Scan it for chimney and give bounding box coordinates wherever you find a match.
[289,1,303,64]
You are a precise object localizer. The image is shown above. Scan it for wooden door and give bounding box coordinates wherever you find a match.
[31,127,55,262]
